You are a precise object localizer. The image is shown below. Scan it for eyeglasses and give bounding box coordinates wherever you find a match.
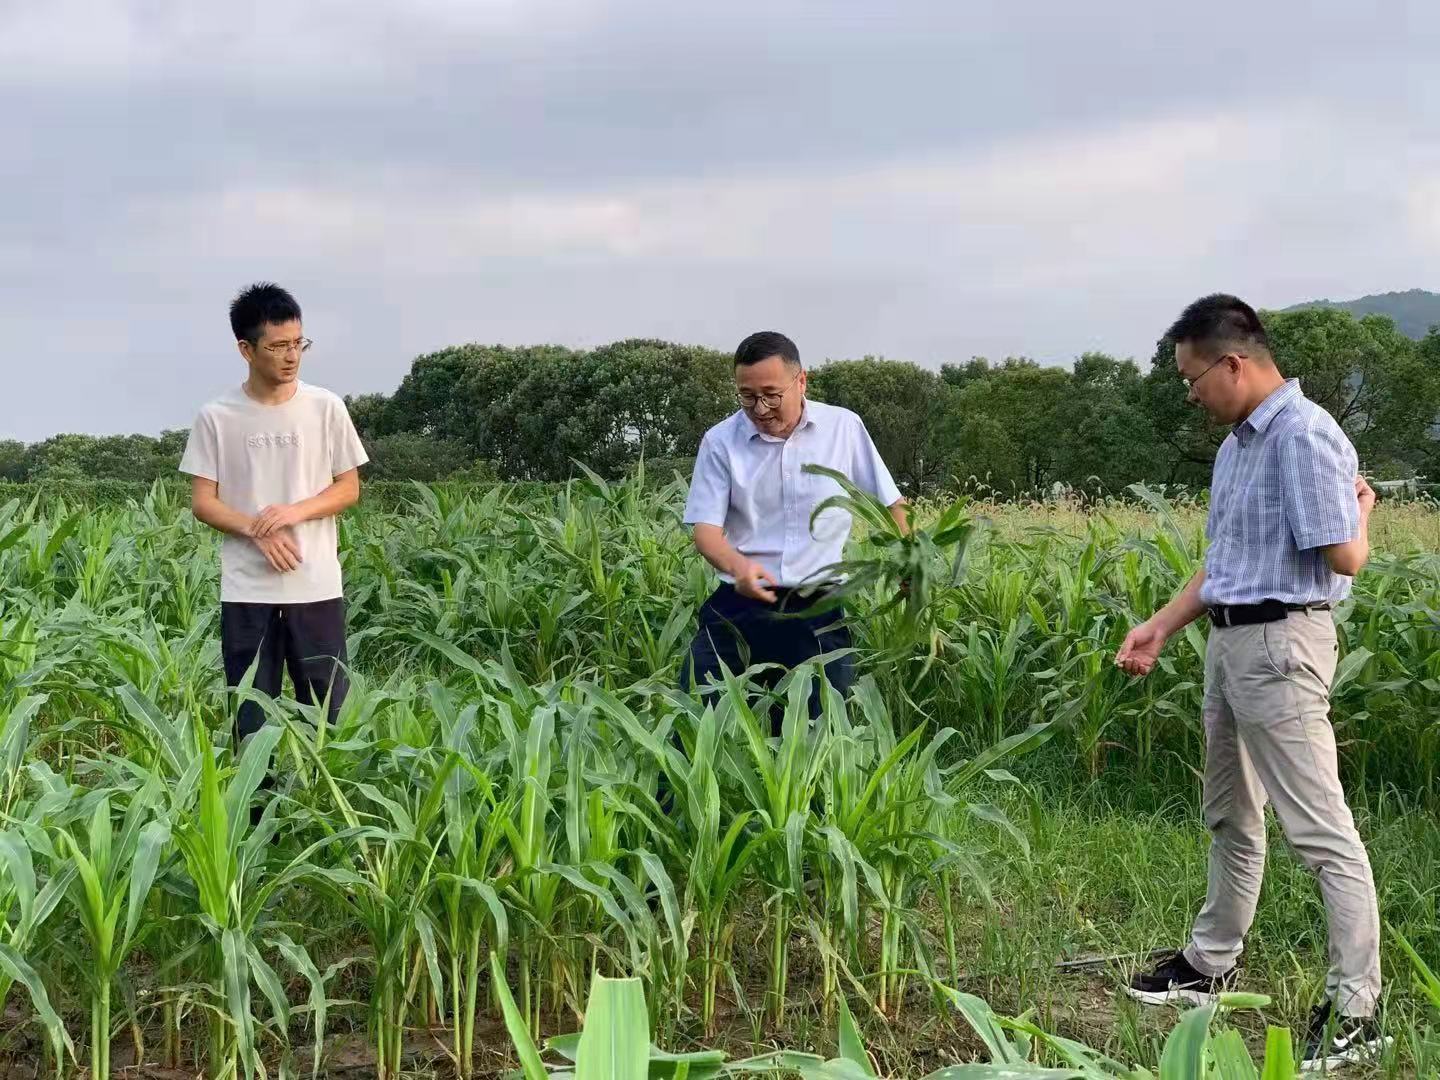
[257,337,313,358]
[737,370,801,410]
[1181,354,1229,391]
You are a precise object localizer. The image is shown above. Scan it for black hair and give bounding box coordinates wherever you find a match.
[1165,293,1269,356]
[734,330,800,369]
[230,282,302,344]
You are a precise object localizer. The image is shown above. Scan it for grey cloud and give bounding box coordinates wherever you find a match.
[3,0,1439,440]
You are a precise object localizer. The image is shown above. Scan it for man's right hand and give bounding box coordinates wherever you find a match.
[734,560,779,603]
[1355,474,1377,516]
[1115,618,1168,677]
[252,529,303,573]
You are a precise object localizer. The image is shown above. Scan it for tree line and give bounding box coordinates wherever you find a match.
[5,306,1438,496]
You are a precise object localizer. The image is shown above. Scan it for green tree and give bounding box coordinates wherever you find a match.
[1418,328,1440,480]
[502,340,731,479]
[455,346,573,477]
[378,345,576,477]
[1138,337,1222,486]
[381,340,731,480]
[0,440,30,481]
[1266,309,1439,476]
[1050,353,1161,493]
[945,414,1023,493]
[807,358,952,493]
[361,432,479,481]
[938,358,1069,491]
[344,392,392,442]
[20,431,186,485]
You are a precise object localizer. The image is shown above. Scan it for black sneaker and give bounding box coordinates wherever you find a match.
[1300,1001,1391,1072]
[1124,950,1236,1006]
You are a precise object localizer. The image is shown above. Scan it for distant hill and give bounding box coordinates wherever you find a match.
[1278,288,1440,339]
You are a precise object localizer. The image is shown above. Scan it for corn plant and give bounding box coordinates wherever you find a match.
[285,713,459,1079]
[430,691,512,1079]
[0,825,73,1071]
[940,987,1299,1079]
[0,475,1436,1075]
[803,464,983,648]
[48,781,168,1077]
[170,719,355,1080]
[494,955,792,1079]
[715,667,832,1026]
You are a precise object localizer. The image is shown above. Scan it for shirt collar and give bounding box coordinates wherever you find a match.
[745,399,815,441]
[1240,379,1302,436]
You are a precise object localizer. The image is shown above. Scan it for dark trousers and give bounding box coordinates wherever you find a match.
[221,598,350,744]
[680,584,854,733]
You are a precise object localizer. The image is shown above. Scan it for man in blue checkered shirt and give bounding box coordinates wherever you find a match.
[1115,295,1385,1071]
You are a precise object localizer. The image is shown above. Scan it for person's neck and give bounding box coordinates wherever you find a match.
[770,399,807,439]
[1235,370,1287,424]
[243,375,299,406]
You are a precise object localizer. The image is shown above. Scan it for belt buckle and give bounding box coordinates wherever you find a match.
[1208,606,1227,627]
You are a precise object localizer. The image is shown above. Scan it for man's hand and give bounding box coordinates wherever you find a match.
[1115,618,1169,678]
[734,560,779,603]
[249,504,305,538]
[252,529,303,573]
[1355,475,1376,516]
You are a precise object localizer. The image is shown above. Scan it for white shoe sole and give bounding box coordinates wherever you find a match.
[1300,1036,1394,1072]
[1124,985,1223,1007]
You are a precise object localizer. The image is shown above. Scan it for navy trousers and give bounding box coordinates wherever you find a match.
[680,583,854,732]
[221,598,349,745]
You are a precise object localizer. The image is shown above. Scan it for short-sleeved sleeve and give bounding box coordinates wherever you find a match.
[1279,425,1359,550]
[178,409,219,481]
[849,417,903,506]
[330,399,370,476]
[683,432,731,527]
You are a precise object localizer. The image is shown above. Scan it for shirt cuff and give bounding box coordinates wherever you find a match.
[1292,525,1358,550]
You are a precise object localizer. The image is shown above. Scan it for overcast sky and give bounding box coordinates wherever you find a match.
[4,0,1439,441]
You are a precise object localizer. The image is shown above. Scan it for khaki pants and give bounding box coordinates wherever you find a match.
[1182,610,1381,1017]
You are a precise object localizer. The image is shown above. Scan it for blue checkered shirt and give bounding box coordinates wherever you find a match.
[1200,380,1361,606]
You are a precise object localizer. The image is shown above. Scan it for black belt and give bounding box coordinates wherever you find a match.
[1207,600,1331,628]
[715,582,839,611]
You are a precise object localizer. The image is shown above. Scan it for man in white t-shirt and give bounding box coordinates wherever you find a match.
[179,282,369,745]
[682,330,906,729]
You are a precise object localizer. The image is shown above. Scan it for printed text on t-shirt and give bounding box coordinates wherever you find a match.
[246,433,301,448]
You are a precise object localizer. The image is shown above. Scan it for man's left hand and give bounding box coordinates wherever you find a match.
[249,503,306,538]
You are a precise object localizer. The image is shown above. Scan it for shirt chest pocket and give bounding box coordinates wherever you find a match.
[1230,472,1285,543]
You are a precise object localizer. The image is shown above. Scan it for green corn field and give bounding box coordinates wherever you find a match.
[0,472,1436,1078]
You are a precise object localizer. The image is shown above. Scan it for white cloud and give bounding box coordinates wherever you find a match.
[135,111,1253,267]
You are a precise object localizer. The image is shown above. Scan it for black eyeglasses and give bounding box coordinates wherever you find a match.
[1182,354,1230,391]
[737,370,801,410]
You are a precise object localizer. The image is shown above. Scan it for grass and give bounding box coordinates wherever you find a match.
[971,497,1440,551]
[946,771,1440,1076]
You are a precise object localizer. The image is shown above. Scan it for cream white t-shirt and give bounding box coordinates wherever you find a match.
[179,381,369,604]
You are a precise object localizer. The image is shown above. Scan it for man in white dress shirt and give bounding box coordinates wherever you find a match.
[681,331,906,727]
